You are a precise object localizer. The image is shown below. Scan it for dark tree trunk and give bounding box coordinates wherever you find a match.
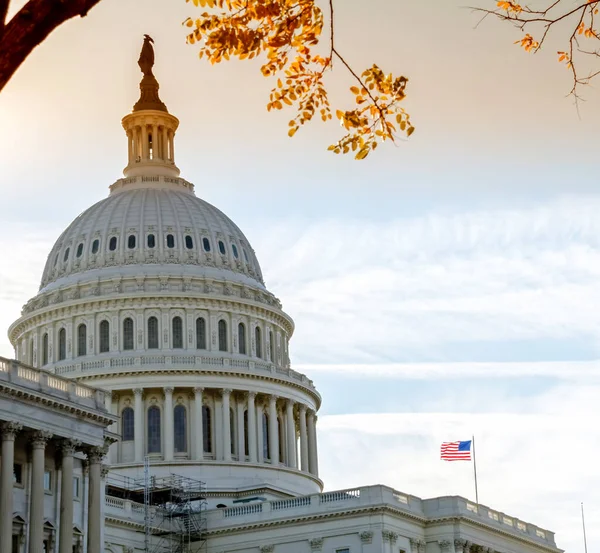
[0,0,103,93]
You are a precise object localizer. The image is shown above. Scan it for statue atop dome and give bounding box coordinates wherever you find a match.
[138,34,155,77]
[133,34,167,113]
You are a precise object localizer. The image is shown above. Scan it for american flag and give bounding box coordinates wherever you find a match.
[440,440,472,461]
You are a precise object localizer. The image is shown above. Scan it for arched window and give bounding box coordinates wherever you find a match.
[196,317,206,349]
[76,243,84,258]
[269,330,274,361]
[243,410,249,456]
[230,408,236,455]
[91,239,99,254]
[108,237,117,251]
[77,324,87,357]
[123,318,134,351]
[174,405,187,453]
[255,326,262,358]
[127,235,136,249]
[218,240,226,255]
[243,248,249,263]
[147,406,161,453]
[202,405,212,453]
[99,320,110,353]
[185,235,193,250]
[232,244,239,258]
[122,407,134,441]
[172,317,183,349]
[238,323,246,355]
[148,317,159,349]
[63,248,70,263]
[202,237,211,252]
[218,320,227,352]
[147,234,156,249]
[166,234,175,249]
[262,412,270,460]
[42,333,49,365]
[58,328,66,361]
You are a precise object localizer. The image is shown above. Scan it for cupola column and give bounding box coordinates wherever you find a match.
[222,389,232,462]
[164,387,174,461]
[133,388,144,462]
[286,400,297,469]
[152,124,158,159]
[247,392,258,463]
[298,405,309,472]
[268,395,279,464]
[162,126,168,160]
[307,410,319,476]
[236,394,245,460]
[194,387,204,460]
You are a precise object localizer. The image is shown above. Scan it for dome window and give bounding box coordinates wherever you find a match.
[243,248,249,263]
[109,237,117,251]
[147,234,156,249]
[166,234,175,249]
[185,235,194,250]
[76,243,84,258]
[53,254,59,267]
[218,240,226,255]
[91,239,100,254]
[127,235,136,249]
[63,248,70,263]
[232,244,239,258]
[202,237,211,252]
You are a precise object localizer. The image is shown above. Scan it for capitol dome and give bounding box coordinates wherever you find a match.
[8,37,321,502]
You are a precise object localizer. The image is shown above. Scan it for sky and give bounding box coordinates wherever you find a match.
[1,0,600,550]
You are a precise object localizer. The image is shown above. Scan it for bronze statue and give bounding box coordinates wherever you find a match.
[138,34,155,77]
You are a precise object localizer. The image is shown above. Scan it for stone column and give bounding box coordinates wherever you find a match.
[285,400,297,468]
[59,440,80,553]
[164,387,174,461]
[307,410,319,476]
[86,447,104,553]
[268,396,279,464]
[133,388,144,461]
[247,392,257,463]
[256,400,264,463]
[237,395,245,460]
[222,389,232,461]
[1,422,22,553]
[299,405,309,472]
[29,430,53,553]
[170,131,175,161]
[142,124,149,160]
[194,387,204,460]
[152,124,158,160]
[162,126,168,160]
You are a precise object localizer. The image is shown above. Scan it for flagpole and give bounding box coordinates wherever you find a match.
[581,503,588,553]
[472,435,479,505]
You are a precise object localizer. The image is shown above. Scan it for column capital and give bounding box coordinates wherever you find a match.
[193,386,204,394]
[164,386,174,395]
[59,439,81,457]
[30,430,53,448]
[1,420,22,439]
[248,391,257,400]
[133,388,144,396]
[286,398,295,407]
[269,394,278,403]
[222,388,232,396]
[101,465,110,479]
[298,403,307,413]
[86,446,107,464]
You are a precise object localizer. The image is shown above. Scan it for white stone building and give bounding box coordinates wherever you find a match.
[2,38,562,553]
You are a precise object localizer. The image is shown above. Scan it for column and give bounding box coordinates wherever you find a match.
[299,405,309,472]
[1,422,22,553]
[285,400,297,469]
[194,387,204,460]
[256,400,264,463]
[104,392,117,464]
[307,410,319,476]
[29,430,53,553]
[162,126,168,160]
[133,388,144,462]
[142,124,149,160]
[268,395,279,464]
[151,124,158,160]
[164,387,174,461]
[127,129,133,163]
[59,440,79,553]
[169,131,175,161]
[237,395,245,460]
[247,392,257,463]
[222,389,232,462]
[86,448,104,553]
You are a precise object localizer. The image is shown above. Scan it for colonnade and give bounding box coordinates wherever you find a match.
[113,387,319,476]
[126,124,174,164]
[0,422,103,553]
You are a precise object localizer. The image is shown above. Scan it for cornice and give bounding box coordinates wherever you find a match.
[0,383,115,427]
[76,367,321,406]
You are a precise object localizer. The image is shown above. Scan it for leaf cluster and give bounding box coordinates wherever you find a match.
[184,0,414,159]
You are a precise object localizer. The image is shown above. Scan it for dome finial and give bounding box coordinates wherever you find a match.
[133,34,167,112]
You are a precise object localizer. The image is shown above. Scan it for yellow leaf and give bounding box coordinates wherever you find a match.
[350,86,360,94]
[288,127,297,137]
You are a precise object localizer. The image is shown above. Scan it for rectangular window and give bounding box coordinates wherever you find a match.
[43,469,52,492]
[73,476,80,498]
[13,463,23,485]
[336,549,350,553]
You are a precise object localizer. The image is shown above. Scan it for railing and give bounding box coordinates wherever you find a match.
[0,356,108,410]
[223,503,263,518]
[272,497,310,510]
[319,488,360,503]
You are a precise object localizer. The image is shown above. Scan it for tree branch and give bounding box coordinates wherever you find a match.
[0,0,102,93]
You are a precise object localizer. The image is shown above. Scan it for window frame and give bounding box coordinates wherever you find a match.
[123,318,134,351]
[172,316,183,349]
[147,316,159,349]
[121,407,135,441]
[99,320,110,353]
[174,404,188,453]
[77,323,87,357]
[147,405,162,454]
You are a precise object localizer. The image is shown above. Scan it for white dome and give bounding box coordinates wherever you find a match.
[39,176,264,293]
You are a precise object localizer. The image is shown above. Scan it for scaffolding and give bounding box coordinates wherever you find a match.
[106,463,207,553]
